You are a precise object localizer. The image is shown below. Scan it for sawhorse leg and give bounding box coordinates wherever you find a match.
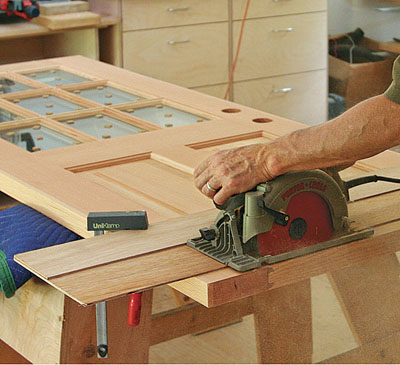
[252,279,313,364]
[60,290,153,364]
[325,253,400,362]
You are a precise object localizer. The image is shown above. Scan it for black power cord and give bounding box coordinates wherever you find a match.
[345,175,400,191]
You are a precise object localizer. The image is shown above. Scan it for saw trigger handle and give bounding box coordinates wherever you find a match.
[257,199,290,226]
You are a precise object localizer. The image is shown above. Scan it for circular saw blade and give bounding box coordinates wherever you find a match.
[257,191,334,257]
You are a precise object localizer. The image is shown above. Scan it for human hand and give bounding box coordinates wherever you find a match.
[193,143,275,205]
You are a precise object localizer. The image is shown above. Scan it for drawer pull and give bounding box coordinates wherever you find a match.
[272,87,293,94]
[167,6,190,12]
[374,7,400,12]
[272,27,294,33]
[272,0,292,2]
[168,39,191,45]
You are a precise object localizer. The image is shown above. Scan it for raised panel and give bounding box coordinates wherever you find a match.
[233,0,327,20]
[122,0,228,31]
[123,23,229,88]
[234,70,328,126]
[233,12,327,81]
[78,156,213,219]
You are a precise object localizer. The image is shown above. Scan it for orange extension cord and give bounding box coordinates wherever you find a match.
[224,0,251,100]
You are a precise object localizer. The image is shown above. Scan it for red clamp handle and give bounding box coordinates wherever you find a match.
[127,292,142,326]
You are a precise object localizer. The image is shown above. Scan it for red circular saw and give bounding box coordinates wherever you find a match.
[188,169,374,271]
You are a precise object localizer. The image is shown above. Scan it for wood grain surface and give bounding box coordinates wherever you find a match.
[15,209,214,279]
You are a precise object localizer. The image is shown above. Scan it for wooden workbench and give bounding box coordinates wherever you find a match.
[0,15,120,66]
[0,56,400,363]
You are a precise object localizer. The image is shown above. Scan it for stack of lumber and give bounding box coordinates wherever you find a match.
[34,1,100,30]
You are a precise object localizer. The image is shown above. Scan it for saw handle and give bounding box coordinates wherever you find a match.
[257,199,290,226]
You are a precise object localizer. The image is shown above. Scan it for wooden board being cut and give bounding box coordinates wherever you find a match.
[16,209,215,279]
[15,188,400,306]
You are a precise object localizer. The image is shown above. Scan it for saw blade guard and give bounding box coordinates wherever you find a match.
[243,169,349,243]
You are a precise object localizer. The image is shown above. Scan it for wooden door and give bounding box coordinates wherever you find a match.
[3,57,400,364]
[1,56,400,304]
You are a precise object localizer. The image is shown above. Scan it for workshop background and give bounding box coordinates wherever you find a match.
[0,0,400,364]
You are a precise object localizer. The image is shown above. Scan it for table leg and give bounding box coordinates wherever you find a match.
[60,290,153,364]
[252,279,313,364]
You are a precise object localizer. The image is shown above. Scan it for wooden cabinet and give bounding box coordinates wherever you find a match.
[121,0,228,31]
[232,0,327,19]
[232,12,327,81]
[91,0,327,125]
[234,69,327,125]
[232,1,328,125]
[120,0,229,89]
[123,23,229,88]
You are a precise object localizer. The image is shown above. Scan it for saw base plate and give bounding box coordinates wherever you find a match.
[188,220,374,272]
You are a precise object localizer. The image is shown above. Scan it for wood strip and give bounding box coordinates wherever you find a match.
[15,209,215,279]
[28,246,224,305]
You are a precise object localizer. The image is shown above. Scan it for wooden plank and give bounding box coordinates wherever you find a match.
[33,12,101,31]
[39,1,89,16]
[170,223,400,307]
[14,199,400,306]
[60,290,153,364]
[253,279,313,363]
[15,209,215,279]
[29,246,224,305]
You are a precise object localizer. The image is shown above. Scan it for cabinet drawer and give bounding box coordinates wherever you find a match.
[234,70,327,125]
[122,0,228,31]
[123,23,228,88]
[233,0,327,20]
[233,12,327,81]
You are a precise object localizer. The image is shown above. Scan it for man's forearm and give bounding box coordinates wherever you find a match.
[194,93,400,204]
[267,94,400,177]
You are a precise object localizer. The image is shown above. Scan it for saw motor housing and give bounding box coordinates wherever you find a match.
[188,169,373,271]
